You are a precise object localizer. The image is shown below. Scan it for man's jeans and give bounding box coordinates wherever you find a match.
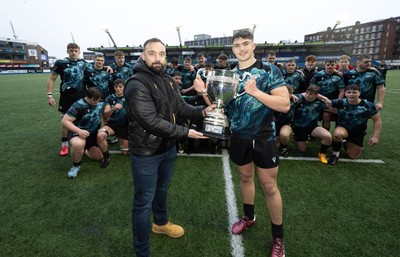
[131,146,177,257]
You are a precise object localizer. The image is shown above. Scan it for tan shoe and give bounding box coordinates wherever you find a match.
[152,221,185,238]
[318,153,328,164]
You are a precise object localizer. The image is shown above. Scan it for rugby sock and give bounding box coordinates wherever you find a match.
[62,137,69,147]
[332,141,342,152]
[320,144,330,154]
[243,203,255,220]
[103,151,110,159]
[280,144,287,149]
[73,161,81,167]
[271,222,284,239]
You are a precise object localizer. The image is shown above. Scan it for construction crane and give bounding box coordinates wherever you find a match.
[104,29,117,47]
[10,21,18,39]
[176,26,182,47]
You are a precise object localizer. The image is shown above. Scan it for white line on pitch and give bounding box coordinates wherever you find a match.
[114,151,385,164]
[280,156,385,163]
[221,149,245,257]
[384,90,400,94]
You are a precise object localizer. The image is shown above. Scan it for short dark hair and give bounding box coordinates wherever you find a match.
[305,55,317,62]
[67,43,80,50]
[217,54,228,60]
[113,78,125,87]
[114,50,124,57]
[143,38,165,51]
[357,54,371,61]
[232,31,253,43]
[86,87,102,99]
[344,84,360,92]
[170,57,179,64]
[306,84,320,94]
[325,59,336,64]
[197,52,205,58]
[172,71,182,77]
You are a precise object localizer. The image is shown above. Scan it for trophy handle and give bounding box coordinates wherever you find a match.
[234,71,252,98]
[196,67,207,78]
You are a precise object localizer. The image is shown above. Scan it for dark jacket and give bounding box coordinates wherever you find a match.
[125,58,205,156]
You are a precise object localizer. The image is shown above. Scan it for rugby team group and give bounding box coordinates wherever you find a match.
[46,31,385,257]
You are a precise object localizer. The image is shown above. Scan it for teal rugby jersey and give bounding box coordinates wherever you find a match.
[66,99,105,134]
[310,70,345,99]
[225,60,286,140]
[343,69,385,103]
[52,58,90,93]
[104,94,128,126]
[331,98,377,133]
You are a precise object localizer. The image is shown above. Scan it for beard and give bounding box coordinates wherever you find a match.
[148,61,165,75]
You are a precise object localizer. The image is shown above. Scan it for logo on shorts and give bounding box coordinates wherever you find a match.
[272,157,276,163]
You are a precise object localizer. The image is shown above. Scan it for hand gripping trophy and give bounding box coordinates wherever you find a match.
[198,68,251,140]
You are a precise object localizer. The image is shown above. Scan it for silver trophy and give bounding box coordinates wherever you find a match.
[201,69,241,140]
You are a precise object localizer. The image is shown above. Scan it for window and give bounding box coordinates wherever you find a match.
[361,27,365,33]
[372,25,377,31]
[366,26,370,32]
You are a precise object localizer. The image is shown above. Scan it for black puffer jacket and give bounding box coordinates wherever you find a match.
[125,58,204,156]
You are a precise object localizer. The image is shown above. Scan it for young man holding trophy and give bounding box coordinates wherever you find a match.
[194,30,290,257]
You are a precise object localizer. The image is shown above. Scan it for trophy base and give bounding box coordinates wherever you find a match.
[202,123,230,140]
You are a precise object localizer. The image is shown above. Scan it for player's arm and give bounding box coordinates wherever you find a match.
[376,84,385,110]
[245,76,290,113]
[61,114,89,139]
[47,73,58,107]
[103,103,122,119]
[369,112,382,145]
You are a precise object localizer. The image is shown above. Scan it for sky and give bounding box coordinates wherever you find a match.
[1,0,398,59]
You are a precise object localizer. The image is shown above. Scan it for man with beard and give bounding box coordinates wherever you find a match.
[124,38,215,257]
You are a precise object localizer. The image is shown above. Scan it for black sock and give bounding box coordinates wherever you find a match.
[73,161,81,167]
[320,144,330,154]
[243,204,254,220]
[62,137,68,143]
[271,222,284,239]
[280,144,287,149]
[103,151,109,159]
[332,141,342,152]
